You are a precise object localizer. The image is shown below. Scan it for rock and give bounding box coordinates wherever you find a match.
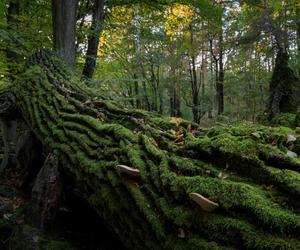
[286,150,297,158]
[287,134,297,143]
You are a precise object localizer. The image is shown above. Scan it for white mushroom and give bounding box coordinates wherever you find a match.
[116,165,141,177]
[287,134,297,143]
[189,193,219,212]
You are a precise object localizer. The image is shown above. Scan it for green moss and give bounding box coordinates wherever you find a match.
[141,135,164,159]
[149,117,176,130]
[40,240,74,250]
[271,113,297,128]
[216,115,230,124]
[203,216,300,250]
[127,183,166,239]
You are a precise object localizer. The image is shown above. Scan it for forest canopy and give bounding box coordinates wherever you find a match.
[1,0,298,123]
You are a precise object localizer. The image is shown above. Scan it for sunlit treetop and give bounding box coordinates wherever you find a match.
[165,3,194,38]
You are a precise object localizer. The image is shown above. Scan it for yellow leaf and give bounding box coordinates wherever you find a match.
[177,228,186,238]
[170,117,184,126]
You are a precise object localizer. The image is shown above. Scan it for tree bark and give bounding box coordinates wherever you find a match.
[6,0,20,78]
[170,65,181,117]
[217,33,224,115]
[267,48,299,120]
[150,63,159,112]
[297,7,300,52]
[52,0,78,70]
[134,7,150,111]
[208,50,214,118]
[169,41,181,118]
[189,24,201,124]
[2,50,300,250]
[82,0,105,79]
[134,73,141,109]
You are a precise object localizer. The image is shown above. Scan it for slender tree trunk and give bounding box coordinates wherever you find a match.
[170,67,181,117]
[6,0,20,78]
[52,0,78,70]
[169,41,181,117]
[213,1,225,115]
[298,8,300,52]
[170,65,175,117]
[296,7,300,75]
[201,52,206,98]
[208,52,214,118]
[189,24,200,123]
[174,80,181,117]
[158,93,163,115]
[157,66,163,114]
[134,7,150,111]
[133,73,141,109]
[217,33,224,115]
[82,0,105,79]
[215,60,219,114]
[150,63,159,112]
[191,54,200,123]
[128,82,135,107]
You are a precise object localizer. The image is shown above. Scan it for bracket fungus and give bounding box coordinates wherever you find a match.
[189,193,219,212]
[116,165,141,177]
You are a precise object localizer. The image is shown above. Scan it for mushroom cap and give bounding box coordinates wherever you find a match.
[116,165,141,177]
[189,192,219,212]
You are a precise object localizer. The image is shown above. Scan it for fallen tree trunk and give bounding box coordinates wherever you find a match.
[1,50,300,249]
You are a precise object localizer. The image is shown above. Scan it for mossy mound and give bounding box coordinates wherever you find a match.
[1,50,300,249]
[257,112,298,128]
[270,113,297,128]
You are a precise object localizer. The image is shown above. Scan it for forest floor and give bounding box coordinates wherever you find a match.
[0,159,125,250]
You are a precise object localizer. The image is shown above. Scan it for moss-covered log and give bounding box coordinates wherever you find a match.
[1,50,300,249]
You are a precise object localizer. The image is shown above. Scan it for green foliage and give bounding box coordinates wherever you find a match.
[271,113,297,128]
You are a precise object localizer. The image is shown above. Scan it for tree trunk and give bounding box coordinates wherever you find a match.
[297,8,300,52]
[134,7,150,111]
[2,50,300,250]
[170,65,181,117]
[190,55,200,124]
[217,33,224,115]
[150,63,159,112]
[52,0,78,70]
[6,0,20,78]
[208,51,214,118]
[267,48,299,120]
[82,0,105,79]
[297,7,300,76]
[189,24,200,124]
[134,73,141,109]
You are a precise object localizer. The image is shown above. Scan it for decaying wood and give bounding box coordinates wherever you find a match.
[29,153,62,229]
